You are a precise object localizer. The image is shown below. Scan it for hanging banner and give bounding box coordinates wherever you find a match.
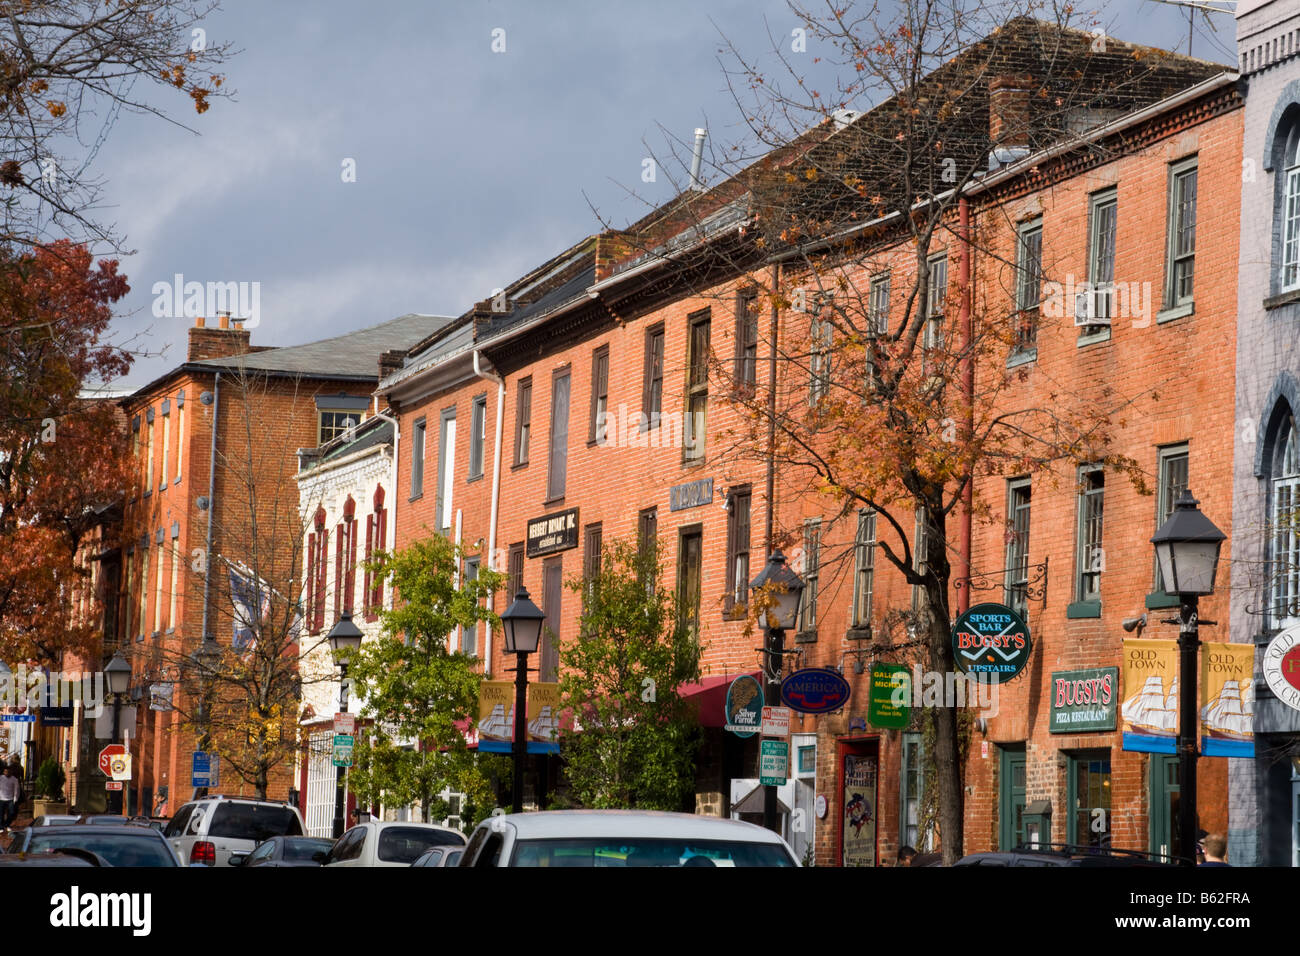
[1200,642,1254,758]
[1120,639,1178,754]
[526,682,560,754]
[1263,624,1300,714]
[477,680,515,754]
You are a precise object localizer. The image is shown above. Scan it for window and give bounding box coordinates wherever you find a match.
[638,507,658,596]
[901,733,930,851]
[1164,158,1197,313]
[336,496,357,618]
[160,401,171,492]
[154,538,165,633]
[144,408,155,495]
[925,255,947,349]
[547,369,571,500]
[506,542,525,603]
[168,527,180,630]
[1067,753,1112,848]
[319,409,361,445]
[724,486,751,617]
[852,510,876,628]
[588,346,609,445]
[139,543,149,637]
[410,418,426,498]
[469,394,486,480]
[684,310,710,463]
[1282,126,1300,291]
[1081,188,1116,338]
[364,486,387,621]
[912,509,930,613]
[797,519,820,637]
[735,289,759,389]
[809,298,833,404]
[1076,468,1105,603]
[1153,445,1189,597]
[1005,480,1031,615]
[175,391,185,483]
[868,274,890,335]
[437,409,456,533]
[1014,218,1043,355]
[124,549,134,637]
[514,377,532,467]
[462,557,480,656]
[1272,416,1300,629]
[643,323,664,431]
[677,526,703,637]
[583,523,603,610]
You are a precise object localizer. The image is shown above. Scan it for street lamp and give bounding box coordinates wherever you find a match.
[1150,489,1226,867]
[325,612,364,837]
[104,651,131,814]
[500,587,544,814]
[749,549,805,835]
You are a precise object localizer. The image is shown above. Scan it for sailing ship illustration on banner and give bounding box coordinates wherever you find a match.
[1121,639,1178,753]
[1200,642,1254,758]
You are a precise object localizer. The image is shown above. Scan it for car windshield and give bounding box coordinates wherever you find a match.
[377,827,463,864]
[284,839,335,862]
[509,838,795,867]
[27,831,176,867]
[208,804,301,841]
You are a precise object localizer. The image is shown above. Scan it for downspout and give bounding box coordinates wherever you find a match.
[200,372,221,644]
[958,199,974,615]
[765,264,780,554]
[473,349,506,677]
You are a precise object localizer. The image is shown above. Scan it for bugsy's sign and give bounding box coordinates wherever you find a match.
[950,603,1032,682]
[1049,667,1118,733]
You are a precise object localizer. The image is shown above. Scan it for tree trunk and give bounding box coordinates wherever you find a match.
[930,613,964,865]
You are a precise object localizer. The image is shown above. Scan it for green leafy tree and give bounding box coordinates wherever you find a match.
[557,537,702,810]
[346,534,503,823]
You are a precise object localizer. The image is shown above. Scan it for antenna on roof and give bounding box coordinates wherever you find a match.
[689,128,707,191]
[1143,0,1236,58]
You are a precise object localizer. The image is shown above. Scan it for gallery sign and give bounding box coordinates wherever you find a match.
[526,507,580,558]
[1049,667,1117,733]
[868,663,910,729]
[1264,624,1300,715]
[951,603,1032,681]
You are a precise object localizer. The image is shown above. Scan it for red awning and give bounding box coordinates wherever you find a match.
[679,672,762,728]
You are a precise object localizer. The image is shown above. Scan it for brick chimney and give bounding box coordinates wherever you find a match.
[187,314,252,362]
[378,349,407,381]
[594,231,633,283]
[989,74,1034,149]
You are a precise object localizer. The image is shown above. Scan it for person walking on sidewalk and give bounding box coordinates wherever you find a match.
[0,765,20,830]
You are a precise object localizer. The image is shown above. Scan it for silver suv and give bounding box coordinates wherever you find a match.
[164,796,305,867]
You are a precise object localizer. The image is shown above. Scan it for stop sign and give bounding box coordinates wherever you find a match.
[98,744,126,776]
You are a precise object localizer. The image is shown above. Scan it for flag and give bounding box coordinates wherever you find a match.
[227,559,271,655]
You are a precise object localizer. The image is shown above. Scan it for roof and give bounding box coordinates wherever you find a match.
[479,263,596,340]
[190,312,455,378]
[491,809,790,843]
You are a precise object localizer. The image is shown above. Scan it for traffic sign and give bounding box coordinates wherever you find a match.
[98,744,126,776]
[760,740,789,786]
[109,753,132,782]
[761,706,792,737]
[332,734,354,768]
[105,781,123,791]
[333,712,356,735]
[191,751,220,789]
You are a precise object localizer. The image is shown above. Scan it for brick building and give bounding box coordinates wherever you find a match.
[370,22,1244,864]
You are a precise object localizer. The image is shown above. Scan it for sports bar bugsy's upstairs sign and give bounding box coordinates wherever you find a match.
[526,507,579,558]
[950,602,1032,682]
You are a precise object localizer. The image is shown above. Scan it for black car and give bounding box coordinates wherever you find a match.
[9,825,182,866]
[954,844,1180,867]
[230,836,336,868]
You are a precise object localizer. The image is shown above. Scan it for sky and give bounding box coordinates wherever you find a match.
[83,0,1239,390]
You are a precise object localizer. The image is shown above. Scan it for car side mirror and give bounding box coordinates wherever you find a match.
[228,854,246,867]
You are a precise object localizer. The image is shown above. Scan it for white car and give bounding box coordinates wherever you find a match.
[164,796,306,867]
[458,810,800,867]
[321,820,466,867]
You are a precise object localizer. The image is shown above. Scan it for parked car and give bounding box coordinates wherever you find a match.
[0,847,108,866]
[76,814,132,825]
[410,845,464,867]
[953,845,1179,867]
[230,836,335,868]
[322,820,465,867]
[29,814,80,827]
[164,795,305,867]
[9,825,182,866]
[458,811,800,867]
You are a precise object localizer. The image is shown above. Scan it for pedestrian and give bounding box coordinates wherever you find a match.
[1199,832,1231,867]
[0,765,19,831]
[897,845,917,866]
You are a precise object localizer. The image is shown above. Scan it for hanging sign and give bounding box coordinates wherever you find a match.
[526,682,560,754]
[868,663,910,729]
[780,668,851,715]
[1049,667,1118,733]
[1120,639,1178,754]
[724,674,764,737]
[1201,642,1254,758]
[1263,624,1300,714]
[951,602,1032,681]
[476,680,515,753]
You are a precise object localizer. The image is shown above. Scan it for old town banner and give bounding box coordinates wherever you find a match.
[1120,639,1178,754]
[1200,642,1254,758]
[477,680,514,753]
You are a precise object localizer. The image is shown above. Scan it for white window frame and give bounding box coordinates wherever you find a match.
[851,510,875,627]
[1272,418,1300,629]
[1164,157,1198,311]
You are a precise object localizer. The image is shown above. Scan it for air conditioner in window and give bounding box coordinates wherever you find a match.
[1074,286,1114,327]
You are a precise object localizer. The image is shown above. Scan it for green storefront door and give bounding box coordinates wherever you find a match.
[999,745,1026,850]
[1149,754,1181,863]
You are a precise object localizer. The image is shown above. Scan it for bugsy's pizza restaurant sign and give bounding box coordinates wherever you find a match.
[1049,667,1118,733]
[526,507,579,558]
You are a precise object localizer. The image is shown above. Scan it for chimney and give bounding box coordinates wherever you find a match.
[594,230,633,283]
[989,74,1034,151]
[689,127,707,191]
[187,315,252,362]
[378,349,407,381]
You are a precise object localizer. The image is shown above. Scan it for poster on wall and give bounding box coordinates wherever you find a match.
[1120,639,1178,754]
[1200,642,1254,758]
[842,753,877,867]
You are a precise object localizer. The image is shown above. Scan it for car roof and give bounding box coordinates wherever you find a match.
[489,810,789,843]
[33,824,167,836]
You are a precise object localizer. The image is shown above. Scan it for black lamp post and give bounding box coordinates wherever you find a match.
[104,651,131,814]
[500,587,544,814]
[1150,489,1226,867]
[748,549,804,835]
[326,611,364,837]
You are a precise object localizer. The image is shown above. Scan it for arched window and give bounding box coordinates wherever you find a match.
[336,496,357,619]
[1282,124,1300,290]
[1272,414,1300,627]
[365,485,387,621]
